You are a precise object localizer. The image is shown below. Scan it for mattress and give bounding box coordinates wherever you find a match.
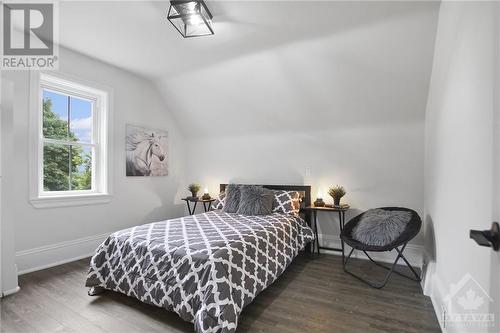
[86,210,314,333]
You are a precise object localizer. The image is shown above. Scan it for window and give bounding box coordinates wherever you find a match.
[30,73,112,208]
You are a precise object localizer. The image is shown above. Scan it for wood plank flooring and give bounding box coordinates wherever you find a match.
[0,254,440,332]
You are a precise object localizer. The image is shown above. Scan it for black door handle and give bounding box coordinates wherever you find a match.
[470,222,499,251]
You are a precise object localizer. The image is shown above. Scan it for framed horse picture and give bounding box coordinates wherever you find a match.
[126,124,168,176]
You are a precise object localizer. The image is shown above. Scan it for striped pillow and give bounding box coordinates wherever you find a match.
[272,190,301,215]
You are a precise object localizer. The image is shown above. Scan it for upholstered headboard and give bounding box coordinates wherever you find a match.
[219,184,312,227]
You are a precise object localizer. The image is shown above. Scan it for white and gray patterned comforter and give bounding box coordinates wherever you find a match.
[85,210,314,333]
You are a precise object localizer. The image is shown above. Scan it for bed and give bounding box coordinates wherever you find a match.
[86,184,314,333]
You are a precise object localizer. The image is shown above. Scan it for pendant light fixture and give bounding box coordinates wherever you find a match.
[167,1,214,38]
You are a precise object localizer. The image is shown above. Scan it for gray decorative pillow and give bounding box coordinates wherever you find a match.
[272,190,301,216]
[352,209,412,246]
[237,186,274,216]
[222,184,241,213]
[212,191,226,210]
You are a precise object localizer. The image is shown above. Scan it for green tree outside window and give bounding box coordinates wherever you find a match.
[43,98,92,191]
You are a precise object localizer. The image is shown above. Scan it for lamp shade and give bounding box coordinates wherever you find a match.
[167,1,214,38]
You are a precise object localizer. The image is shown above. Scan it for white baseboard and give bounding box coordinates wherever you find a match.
[14,232,422,278]
[426,266,447,332]
[1,286,20,297]
[16,233,109,275]
[317,233,423,267]
[423,262,476,333]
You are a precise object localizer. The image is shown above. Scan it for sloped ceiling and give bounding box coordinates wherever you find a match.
[59,1,439,137]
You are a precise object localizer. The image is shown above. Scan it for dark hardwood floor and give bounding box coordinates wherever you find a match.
[0,254,440,333]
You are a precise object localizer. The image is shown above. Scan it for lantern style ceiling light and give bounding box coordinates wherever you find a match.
[167,0,214,38]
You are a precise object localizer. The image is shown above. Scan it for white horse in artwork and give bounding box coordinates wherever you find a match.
[126,131,166,176]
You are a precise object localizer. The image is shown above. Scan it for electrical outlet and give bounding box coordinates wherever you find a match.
[305,166,312,177]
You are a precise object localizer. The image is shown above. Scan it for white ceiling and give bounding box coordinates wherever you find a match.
[60,0,315,79]
[58,1,440,136]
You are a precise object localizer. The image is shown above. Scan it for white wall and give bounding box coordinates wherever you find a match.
[1,78,20,295]
[0,1,441,284]
[164,2,440,256]
[424,1,499,331]
[187,123,424,243]
[493,2,500,326]
[2,47,186,274]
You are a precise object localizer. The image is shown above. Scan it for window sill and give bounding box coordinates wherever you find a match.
[30,193,112,209]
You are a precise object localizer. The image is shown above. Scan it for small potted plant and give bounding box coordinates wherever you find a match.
[188,183,201,199]
[328,185,346,207]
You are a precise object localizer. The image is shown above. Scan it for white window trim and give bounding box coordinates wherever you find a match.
[29,71,113,208]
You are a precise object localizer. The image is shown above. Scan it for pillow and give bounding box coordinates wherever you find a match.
[223,184,242,213]
[272,190,301,216]
[237,186,274,216]
[352,209,412,246]
[212,191,226,210]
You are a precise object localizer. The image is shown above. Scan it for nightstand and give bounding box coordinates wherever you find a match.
[181,198,216,215]
[302,205,350,258]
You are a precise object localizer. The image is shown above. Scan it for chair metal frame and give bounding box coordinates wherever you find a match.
[342,243,421,289]
[341,207,422,289]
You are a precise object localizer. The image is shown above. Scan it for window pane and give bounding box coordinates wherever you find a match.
[43,143,70,191]
[43,143,93,192]
[43,90,69,140]
[71,145,93,190]
[70,96,93,143]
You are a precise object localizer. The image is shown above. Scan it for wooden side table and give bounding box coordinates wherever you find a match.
[181,198,216,215]
[302,205,350,259]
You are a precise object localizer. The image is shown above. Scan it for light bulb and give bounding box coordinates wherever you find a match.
[187,15,203,25]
